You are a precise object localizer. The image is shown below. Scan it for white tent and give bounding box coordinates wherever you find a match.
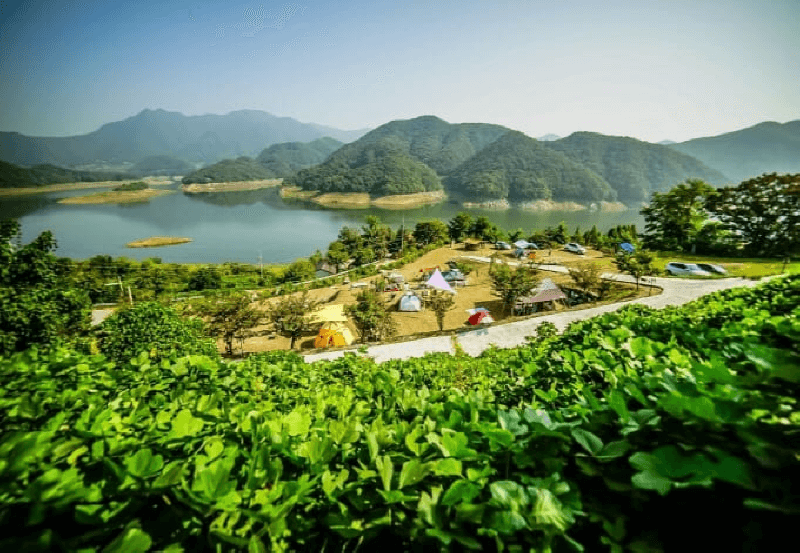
[514,240,531,249]
[399,291,422,311]
[426,269,455,293]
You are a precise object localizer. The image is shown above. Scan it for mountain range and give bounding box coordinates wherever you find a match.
[289,116,729,204]
[0,109,367,168]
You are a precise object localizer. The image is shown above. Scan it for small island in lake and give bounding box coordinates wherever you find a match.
[126,236,192,248]
[58,181,174,204]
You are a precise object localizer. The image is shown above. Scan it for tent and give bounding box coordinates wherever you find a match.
[620,242,635,253]
[399,291,422,312]
[468,310,494,325]
[314,321,354,348]
[514,240,531,249]
[426,269,455,293]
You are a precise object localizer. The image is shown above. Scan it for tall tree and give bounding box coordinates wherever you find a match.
[448,212,474,243]
[0,221,91,355]
[490,263,539,314]
[267,292,320,350]
[614,251,656,290]
[201,293,265,355]
[413,220,449,246]
[428,290,455,331]
[346,290,396,342]
[641,179,715,252]
[705,173,800,257]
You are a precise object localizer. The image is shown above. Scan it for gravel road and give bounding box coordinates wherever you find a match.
[304,259,767,364]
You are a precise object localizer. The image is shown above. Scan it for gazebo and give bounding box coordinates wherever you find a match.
[514,278,568,315]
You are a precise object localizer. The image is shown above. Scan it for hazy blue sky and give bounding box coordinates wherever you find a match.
[1,0,798,142]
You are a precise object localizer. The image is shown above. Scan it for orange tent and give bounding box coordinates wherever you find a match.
[314,321,353,348]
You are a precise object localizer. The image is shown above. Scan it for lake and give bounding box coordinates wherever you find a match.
[0,183,644,264]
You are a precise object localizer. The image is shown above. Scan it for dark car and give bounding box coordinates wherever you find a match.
[695,263,727,275]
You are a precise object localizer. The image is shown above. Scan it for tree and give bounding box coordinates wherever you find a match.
[641,179,715,252]
[490,263,539,314]
[705,172,800,257]
[326,241,349,272]
[346,290,396,342]
[187,267,222,291]
[614,251,656,290]
[448,212,474,243]
[97,301,218,363]
[413,220,449,246]
[362,215,393,259]
[567,262,602,300]
[267,292,321,350]
[283,259,316,283]
[0,221,91,356]
[428,290,455,331]
[136,265,169,298]
[202,293,265,355]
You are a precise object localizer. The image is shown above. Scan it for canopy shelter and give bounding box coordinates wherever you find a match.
[399,291,422,312]
[514,278,568,315]
[425,269,455,293]
[514,240,532,249]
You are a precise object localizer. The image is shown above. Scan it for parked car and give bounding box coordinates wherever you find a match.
[665,262,712,276]
[695,263,727,275]
[564,243,586,255]
[495,241,512,250]
[441,269,466,282]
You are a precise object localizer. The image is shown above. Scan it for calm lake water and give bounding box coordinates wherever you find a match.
[0,183,644,264]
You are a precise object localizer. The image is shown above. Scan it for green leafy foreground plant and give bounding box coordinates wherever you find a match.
[0,275,797,551]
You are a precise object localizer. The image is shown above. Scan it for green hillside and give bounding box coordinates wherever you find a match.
[255,137,342,176]
[130,155,193,177]
[669,120,800,182]
[0,160,131,188]
[289,137,442,195]
[544,132,729,203]
[445,131,616,202]
[181,157,278,184]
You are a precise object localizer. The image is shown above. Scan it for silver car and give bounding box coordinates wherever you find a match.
[564,243,586,255]
[665,262,711,276]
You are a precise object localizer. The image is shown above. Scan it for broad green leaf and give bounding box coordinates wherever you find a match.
[284,410,311,437]
[248,535,268,553]
[441,431,477,458]
[571,428,603,455]
[490,481,528,507]
[102,527,152,553]
[125,448,164,479]
[171,409,204,438]
[432,458,462,477]
[631,472,672,495]
[398,458,430,489]
[375,455,393,491]
[442,479,481,506]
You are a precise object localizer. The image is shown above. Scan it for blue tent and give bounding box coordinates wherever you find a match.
[620,242,635,253]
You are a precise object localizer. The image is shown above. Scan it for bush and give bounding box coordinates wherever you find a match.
[186,267,222,291]
[96,302,218,364]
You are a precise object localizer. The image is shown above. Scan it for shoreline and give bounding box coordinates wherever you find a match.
[280,187,447,210]
[0,177,175,197]
[58,188,174,204]
[126,236,192,248]
[181,179,283,193]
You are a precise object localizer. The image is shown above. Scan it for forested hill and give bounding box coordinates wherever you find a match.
[285,116,510,195]
[181,157,277,185]
[445,131,616,203]
[668,120,800,183]
[255,137,343,176]
[288,137,442,195]
[0,109,367,167]
[544,132,729,204]
[0,160,132,188]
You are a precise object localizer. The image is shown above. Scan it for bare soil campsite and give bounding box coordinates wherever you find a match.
[234,243,656,355]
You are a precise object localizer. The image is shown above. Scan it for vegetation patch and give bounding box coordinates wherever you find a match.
[58,188,173,204]
[112,181,148,191]
[310,192,372,208]
[126,236,192,248]
[182,179,282,193]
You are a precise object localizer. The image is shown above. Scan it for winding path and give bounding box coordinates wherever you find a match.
[304,258,768,364]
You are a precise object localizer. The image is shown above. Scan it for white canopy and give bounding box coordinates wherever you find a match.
[426,269,455,293]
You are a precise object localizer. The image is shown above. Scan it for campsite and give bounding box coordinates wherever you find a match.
[241,242,653,354]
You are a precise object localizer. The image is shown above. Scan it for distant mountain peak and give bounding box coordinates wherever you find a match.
[537,133,561,141]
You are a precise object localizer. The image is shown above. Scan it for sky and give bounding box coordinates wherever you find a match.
[1,0,799,143]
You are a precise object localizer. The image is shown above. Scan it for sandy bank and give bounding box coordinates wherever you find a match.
[126,236,192,248]
[58,188,174,204]
[285,189,447,210]
[0,178,173,197]
[182,179,283,193]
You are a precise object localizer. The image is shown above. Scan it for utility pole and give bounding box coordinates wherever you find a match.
[258,251,263,278]
[400,216,404,256]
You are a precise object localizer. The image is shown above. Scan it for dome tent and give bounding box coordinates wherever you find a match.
[399,291,422,312]
[310,304,355,348]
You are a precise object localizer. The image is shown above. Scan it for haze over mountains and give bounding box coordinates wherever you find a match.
[0,109,797,204]
[0,109,367,169]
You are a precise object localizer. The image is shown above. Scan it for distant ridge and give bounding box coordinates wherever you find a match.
[668,120,800,182]
[537,134,561,142]
[0,109,367,168]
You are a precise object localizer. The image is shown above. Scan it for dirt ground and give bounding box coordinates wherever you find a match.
[231,243,651,356]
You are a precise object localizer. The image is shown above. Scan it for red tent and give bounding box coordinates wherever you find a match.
[468,311,494,325]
